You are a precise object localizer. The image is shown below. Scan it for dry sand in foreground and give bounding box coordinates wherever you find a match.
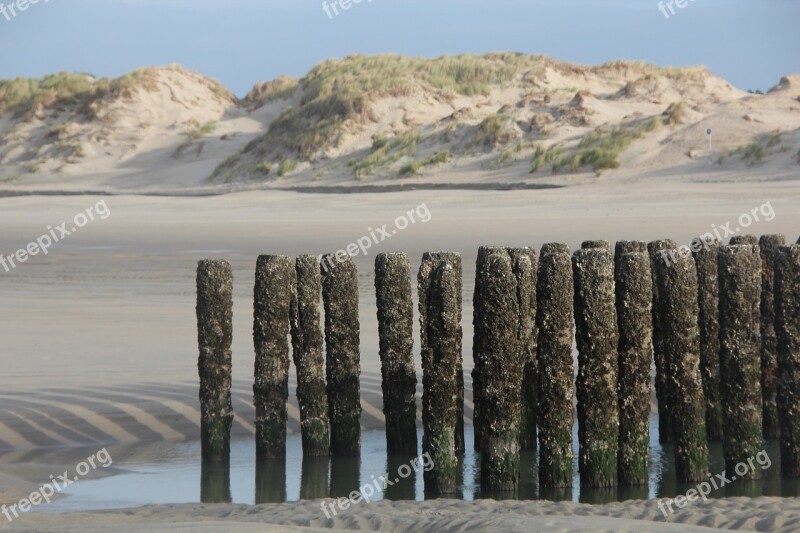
[2,497,800,532]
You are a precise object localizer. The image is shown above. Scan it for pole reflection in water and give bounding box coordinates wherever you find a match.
[383,455,417,501]
[200,460,231,504]
[578,486,618,505]
[300,455,330,500]
[518,448,538,500]
[256,455,287,504]
[330,456,360,498]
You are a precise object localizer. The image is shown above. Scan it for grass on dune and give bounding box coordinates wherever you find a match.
[244,54,702,163]
[348,130,420,178]
[532,116,663,174]
[0,66,233,120]
[398,151,449,176]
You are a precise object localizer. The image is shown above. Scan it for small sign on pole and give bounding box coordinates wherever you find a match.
[707,128,713,165]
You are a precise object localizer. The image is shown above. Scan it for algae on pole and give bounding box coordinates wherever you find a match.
[321,254,362,457]
[420,260,460,494]
[290,255,330,457]
[759,234,785,439]
[648,239,677,444]
[573,246,619,488]
[196,259,234,463]
[718,245,763,479]
[692,238,723,441]
[375,253,418,456]
[536,243,575,488]
[614,241,652,486]
[775,245,800,477]
[653,249,709,482]
[254,255,295,459]
[419,251,464,455]
[507,247,538,450]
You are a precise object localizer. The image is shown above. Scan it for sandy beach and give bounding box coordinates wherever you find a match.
[0,177,798,530]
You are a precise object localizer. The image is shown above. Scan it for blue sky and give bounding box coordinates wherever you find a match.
[0,0,797,97]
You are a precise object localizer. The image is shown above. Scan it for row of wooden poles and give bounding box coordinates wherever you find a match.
[196,235,800,494]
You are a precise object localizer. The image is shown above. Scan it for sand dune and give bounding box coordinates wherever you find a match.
[1,57,798,194]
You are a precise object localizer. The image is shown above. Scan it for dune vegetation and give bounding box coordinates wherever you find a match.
[0,66,234,120]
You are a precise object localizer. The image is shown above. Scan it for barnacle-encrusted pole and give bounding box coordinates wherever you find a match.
[420,252,464,455]
[759,234,785,439]
[653,248,709,482]
[775,244,800,477]
[718,245,763,479]
[648,239,677,443]
[573,245,619,487]
[507,247,538,450]
[692,238,723,441]
[254,255,295,459]
[322,254,362,457]
[197,259,234,463]
[420,259,461,494]
[477,251,523,490]
[614,241,652,486]
[536,243,575,488]
[472,246,506,453]
[375,252,418,455]
[290,255,330,456]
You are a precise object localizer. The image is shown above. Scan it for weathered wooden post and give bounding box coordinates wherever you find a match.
[419,251,464,455]
[536,243,575,488]
[614,241,652,486]
[573,245,619,487]
[692,237,723,441]
[718,245,763,478]
[759,234,785,439]
[290,255,330,456]
[775,244,800,477]
[648,239,677,443]
[253,255,295,459]
[321,254,362,457]
[507,247,538,450]
[420,258,461,494]
[196,259,234,463]
[653,248,709,482]
[730,235,758,245]
[476,251,523,490]
[375,252,418,455]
